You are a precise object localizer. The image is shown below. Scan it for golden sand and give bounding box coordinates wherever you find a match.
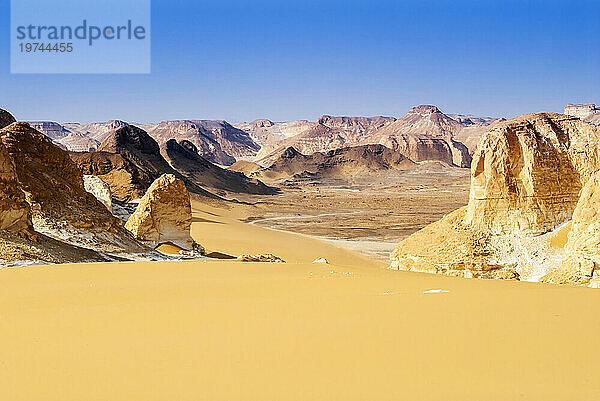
[0,200,599,400]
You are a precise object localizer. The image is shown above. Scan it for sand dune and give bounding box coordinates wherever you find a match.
[0,198,599,400]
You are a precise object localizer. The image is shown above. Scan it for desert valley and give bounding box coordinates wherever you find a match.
[2,103,600,399]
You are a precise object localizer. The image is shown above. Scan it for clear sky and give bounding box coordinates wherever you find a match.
[1,0,599,123]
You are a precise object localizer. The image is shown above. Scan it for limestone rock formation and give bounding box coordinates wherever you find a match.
[465,113,600,235]
[162,139,278,195]
[564,103,599,120]
[390,113,600,282]
[0,122,148,254]
[542,173,600,284]
[0,108,16,130]
[83,175,113,212]
[125,174,202,251]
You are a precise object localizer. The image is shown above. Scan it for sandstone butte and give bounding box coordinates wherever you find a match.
[125,174,203,253]
[390,112,600,285]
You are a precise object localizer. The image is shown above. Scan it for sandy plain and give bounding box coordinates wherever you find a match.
[1,192,600,400]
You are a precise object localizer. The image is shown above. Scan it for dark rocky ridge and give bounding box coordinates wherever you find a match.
[163,139,278,195]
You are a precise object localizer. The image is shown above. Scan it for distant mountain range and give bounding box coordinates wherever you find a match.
[29,103,598,173]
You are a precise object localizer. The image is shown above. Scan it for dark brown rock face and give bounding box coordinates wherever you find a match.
[0,108,16,130]
[0,122,147,254]
[163,139,278,195]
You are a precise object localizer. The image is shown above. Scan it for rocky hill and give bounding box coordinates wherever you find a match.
[360,105,475,167]
[389,112,600,284]
[255,144,416,181]
[162,139,278,195]
[0,121,149,255]
[147,120,260,166]
[254,115,396,166]
[70,125,214,202]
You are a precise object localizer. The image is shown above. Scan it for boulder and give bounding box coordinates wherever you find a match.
[125,174,202,251]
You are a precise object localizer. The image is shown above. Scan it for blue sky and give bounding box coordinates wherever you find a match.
[1,0,599,123]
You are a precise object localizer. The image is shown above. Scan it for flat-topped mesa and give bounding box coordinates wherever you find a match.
[564,103,598,120]
[465,113,600,235]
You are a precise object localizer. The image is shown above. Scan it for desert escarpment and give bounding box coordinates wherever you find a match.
[390,113,600,282]
[125,174,202,252]
[0,122,149,254]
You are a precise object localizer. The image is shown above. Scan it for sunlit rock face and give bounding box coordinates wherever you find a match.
[125,174,202,253]
[465,113,600,235]
[390,113,600,283]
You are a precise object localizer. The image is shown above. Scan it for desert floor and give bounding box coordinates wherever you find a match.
[235,166,472,261]
[1,197,600,400]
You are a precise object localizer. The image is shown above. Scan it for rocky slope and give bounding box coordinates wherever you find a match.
[255,144,416,181]
[63,120,129,143]
[542,172,600,285]
[234,119,315,147]
[28,121,102,151]
[390,113,600,283]
[0,122,149,255]
[125,174,202,251]
[162,139,278,195]
[147,120,260,165]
